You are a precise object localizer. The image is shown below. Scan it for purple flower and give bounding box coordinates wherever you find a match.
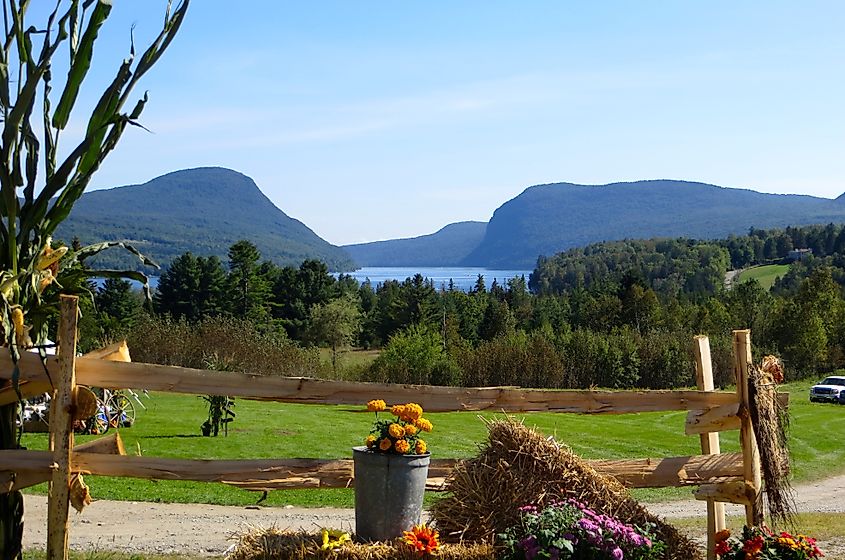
[611,547,624,560]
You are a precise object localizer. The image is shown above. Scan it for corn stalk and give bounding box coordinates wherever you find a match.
[0,2,190,558]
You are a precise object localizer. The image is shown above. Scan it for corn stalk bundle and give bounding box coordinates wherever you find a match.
[748,356,795,527]
[0,2,189,558]
[430,418,701,560]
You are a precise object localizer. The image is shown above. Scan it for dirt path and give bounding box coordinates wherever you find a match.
[21,475,845,557]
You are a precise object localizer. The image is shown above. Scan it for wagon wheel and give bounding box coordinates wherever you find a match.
[107,393,137,427]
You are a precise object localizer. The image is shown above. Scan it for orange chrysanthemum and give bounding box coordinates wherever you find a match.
[402,403,423,422]
[394,439,411,454]
[415,418,433,432]
[391,404,406,418]
[415,439,427,455]
[379,438,392,451]
[367,399,386,412]
[715,529,731,543]
[365,435,377,448]
[403,524,440,554]
[388,423,406,439]
[405,424,418,436]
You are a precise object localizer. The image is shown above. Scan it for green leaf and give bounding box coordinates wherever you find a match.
[74,240,159,269]
[51,0,112,130]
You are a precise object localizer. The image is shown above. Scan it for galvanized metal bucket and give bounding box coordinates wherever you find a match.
[352,446,430,542]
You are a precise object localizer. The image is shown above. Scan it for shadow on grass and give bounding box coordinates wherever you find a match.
[142,434,203,439]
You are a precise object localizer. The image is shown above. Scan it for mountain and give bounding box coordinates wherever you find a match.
[463,180,845,268]
[56,167,355,272]
[343,221,487,267]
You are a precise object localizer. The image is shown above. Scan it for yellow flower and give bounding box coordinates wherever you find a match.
[405,424,418,436]
[388,423,405,439]
[379,438,392,451]
[394,439,410,454]
[365,435,377,448]
[402,403,423,422]
[415,418,433,433]
[320,528,351,551]
[415,439,427,455]
[367,399,386,412]
[391,404,406,418]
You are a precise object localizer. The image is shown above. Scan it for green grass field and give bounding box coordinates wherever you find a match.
[737,264,791,290]
[21,379,845,508]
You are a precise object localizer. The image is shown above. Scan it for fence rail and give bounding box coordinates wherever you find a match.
[0,350,739,414]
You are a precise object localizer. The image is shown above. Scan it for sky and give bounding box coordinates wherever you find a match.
[37,1,845,245]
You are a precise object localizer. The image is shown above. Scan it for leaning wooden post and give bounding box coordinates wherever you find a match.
[732,329,762,526]
[694,335,726,560]
[47,296,79,560]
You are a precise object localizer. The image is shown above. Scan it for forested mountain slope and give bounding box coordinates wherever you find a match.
[56,167,356,271]
[343,221,486,266]
[464,180,845,268]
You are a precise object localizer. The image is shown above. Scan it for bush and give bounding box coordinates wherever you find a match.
[128,314,320,376]
[366,324,456,385]
[458,331,565,388]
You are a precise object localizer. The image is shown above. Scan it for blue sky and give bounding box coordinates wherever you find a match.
[51,1,845,245]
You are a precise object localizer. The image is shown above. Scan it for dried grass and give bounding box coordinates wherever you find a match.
[227,528,494,560]
[430,418,702,560]
[749,357,795,527]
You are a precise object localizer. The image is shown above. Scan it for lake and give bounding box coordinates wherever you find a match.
[125,267,533,293]
[337,267,533,292]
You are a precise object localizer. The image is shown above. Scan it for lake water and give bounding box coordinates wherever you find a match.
[338,267,533,292]
[126,267,533,293]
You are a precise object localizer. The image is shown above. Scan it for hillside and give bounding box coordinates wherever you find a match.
[464,180,845,268]
[343,221,486,266]
[56,167,355,272]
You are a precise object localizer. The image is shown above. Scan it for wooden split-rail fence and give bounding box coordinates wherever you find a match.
[0,296,781,560]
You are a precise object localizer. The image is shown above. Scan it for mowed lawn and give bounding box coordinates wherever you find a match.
[737,264,791,290]
[21,379,845,507]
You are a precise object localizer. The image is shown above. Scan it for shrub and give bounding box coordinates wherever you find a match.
[458,331,565,388]
[366,324,456,385]
[128,314,320,376]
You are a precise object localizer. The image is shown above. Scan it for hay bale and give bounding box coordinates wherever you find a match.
[430,418,702,560]
[227,528,495,560]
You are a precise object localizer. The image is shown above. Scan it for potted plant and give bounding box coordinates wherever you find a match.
[353,400,433,542]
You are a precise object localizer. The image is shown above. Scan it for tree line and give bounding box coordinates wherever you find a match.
[87,224,845,389]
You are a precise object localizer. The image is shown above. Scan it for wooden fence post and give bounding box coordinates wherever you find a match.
[732,329,762,526]
[694,335,726,560]
[47,296,79,560]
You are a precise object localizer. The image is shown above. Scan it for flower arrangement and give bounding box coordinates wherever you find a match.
[498,500,664,560]
[364,400,432,455]
[403,524,440,555]
[715,526,824,559]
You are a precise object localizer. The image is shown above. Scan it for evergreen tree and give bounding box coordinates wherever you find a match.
[154,252,201,321]
[96,278,142,338]
[228,240,269,321]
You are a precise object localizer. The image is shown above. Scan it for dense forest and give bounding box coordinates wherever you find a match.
[84,223,845,390]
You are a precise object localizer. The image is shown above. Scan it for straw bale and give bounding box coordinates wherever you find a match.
[228,528,494,560]
[430,418,701,560]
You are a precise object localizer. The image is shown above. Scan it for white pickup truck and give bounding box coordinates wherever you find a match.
[809,375,845,403]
